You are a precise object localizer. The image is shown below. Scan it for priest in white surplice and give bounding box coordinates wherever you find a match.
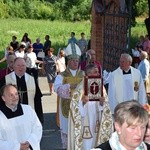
[68,64,113,150]
[108,53,147,114]
[0,57,44,124]
[0,84,42,150]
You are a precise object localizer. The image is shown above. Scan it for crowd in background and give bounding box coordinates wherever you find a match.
[0,31,89,93]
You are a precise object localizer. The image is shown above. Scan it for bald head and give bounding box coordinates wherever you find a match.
[87,49,96,62]
[140,51,148,60]
[87,49,95,55]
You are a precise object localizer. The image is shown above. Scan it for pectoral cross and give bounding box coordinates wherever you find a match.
[18,88,27,103]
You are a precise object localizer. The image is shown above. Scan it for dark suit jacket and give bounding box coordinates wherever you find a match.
[96,141,150,150]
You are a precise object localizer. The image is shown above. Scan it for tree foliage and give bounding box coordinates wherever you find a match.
[0,0,149,21]
[52,0,91,21]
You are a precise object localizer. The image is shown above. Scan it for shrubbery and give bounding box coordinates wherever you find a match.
[0,0,92,21]
[0,1,9,18]
[2,0,54,20]
[0,0,149,21]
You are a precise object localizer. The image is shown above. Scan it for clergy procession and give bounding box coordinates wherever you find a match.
[0,36,150,150]
[0,25,149,150]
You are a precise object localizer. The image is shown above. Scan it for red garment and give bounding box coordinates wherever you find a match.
[0,68,13,80]
[133,57,141,64]
[79,60,102,76]
[143,40,150,54]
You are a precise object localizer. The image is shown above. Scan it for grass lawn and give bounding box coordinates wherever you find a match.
[0,18,148,68]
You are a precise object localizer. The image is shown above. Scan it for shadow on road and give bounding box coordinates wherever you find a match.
[41,113,62,150]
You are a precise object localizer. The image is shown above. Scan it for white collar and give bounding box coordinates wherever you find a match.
[69,69,77,76]
[109,132,146,150]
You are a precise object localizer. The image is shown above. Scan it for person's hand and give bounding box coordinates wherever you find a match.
[99,96,105,106]
[20,141,30,150]
[43,61,46,65]
[39,61,43,64]
[81,95,89,104]
[37,61,43,65]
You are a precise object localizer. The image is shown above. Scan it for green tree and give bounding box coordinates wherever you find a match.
[0,0,149,21]
[52,0,91,21]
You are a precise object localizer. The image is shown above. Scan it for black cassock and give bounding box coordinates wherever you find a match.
[96,141,150,150]
[0,74,44,124]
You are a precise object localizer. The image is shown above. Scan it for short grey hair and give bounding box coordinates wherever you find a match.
[120,53,133,63]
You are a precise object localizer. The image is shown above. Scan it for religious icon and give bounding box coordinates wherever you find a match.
[84,76,103,101]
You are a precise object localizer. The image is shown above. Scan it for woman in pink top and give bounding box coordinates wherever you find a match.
[143,34,150,55]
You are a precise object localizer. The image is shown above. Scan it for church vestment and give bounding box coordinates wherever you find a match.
[0,72,44,123]
[68,80,113,150]
[0,103,42,150]
[54,68,84,148]
[108,66,147,114]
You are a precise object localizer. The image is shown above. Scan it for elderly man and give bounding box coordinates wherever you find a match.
[54,43,84,149]
[138,51,150,92]
[0,84,42,150]
[108,53,147,114]
[0,57,43,124]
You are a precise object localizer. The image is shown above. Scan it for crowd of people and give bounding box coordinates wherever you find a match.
[0,32,150,150]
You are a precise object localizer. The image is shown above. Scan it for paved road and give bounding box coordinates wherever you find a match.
[38,76,62,150]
